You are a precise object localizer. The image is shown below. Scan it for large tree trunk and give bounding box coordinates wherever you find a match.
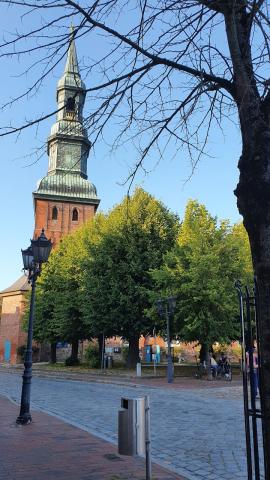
[50,342,57,364]
[199,343,209,363]
[97,334,104,360]
[199,343,212,380]
[98,333,105,368]
[127,336,140,369]
[71,340,79,362]
[225,2,270,468]
[236,126,270,475]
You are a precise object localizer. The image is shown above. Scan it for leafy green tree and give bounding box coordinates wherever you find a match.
[229,222,253,287]
[23,259,61,363]
[32,227,91,363]
[82,188,179,367]
[152,200,253,361]
[52,230,90,363]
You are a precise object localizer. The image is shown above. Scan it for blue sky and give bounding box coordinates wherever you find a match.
[0,7,242,291]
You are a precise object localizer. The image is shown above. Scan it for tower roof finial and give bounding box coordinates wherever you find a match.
[64,24,79,76]
[58,24,85,90]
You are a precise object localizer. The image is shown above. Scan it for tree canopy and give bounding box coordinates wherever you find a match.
[81,187,180,366]
[152,200,253,356]
[32,194,253,367]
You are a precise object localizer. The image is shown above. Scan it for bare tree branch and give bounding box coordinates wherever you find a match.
[64,0,235,96]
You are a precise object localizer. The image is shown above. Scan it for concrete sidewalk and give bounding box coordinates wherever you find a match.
[0,395,186,480]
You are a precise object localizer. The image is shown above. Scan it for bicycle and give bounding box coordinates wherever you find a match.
[216,362,232,381]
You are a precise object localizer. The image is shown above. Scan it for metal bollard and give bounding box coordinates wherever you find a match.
[136,362,142,377]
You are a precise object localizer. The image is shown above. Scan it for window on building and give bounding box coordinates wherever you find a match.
[66,97,75,112]
[72,208,78,221]
[52,206,58,220]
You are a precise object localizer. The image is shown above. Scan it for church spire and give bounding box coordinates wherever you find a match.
[57,27,85,95]
[33,30,99,209]
[64,26,80,76]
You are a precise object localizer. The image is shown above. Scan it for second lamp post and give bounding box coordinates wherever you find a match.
[156,297,176,383]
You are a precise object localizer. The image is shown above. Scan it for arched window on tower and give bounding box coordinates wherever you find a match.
[72,208,78,222]
[52,206,58,220]
[66,97,75,112]
[66,96,76,119]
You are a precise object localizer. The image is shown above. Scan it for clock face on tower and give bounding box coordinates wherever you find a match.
[56,143,81,172]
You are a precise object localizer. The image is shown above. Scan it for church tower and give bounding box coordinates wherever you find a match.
[33,32,100,245]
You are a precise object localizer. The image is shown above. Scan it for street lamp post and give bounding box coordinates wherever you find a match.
[16,229,52,425]
[155,297,176,384]
[153,327,157,376]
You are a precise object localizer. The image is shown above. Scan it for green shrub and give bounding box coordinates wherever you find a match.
[112,358,125,368]
[84,344,100,368]
[17,345,40,359]
[65,356,80,366]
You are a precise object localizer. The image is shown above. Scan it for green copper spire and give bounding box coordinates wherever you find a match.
[64,25,79,75]
[58,26,85,91]
[33,30,99,206]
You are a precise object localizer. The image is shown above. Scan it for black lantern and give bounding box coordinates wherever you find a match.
[21,246,34,272]
[31,229,52,264]
[168,296,176,314]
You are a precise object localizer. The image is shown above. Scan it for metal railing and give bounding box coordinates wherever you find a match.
[236,280,265,479]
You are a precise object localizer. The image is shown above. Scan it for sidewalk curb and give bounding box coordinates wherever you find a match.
[0,367,157,389]
[0,365,164,389]
[0,364,242,391]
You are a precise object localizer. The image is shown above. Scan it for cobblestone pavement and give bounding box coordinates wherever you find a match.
[0,372,252,480]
